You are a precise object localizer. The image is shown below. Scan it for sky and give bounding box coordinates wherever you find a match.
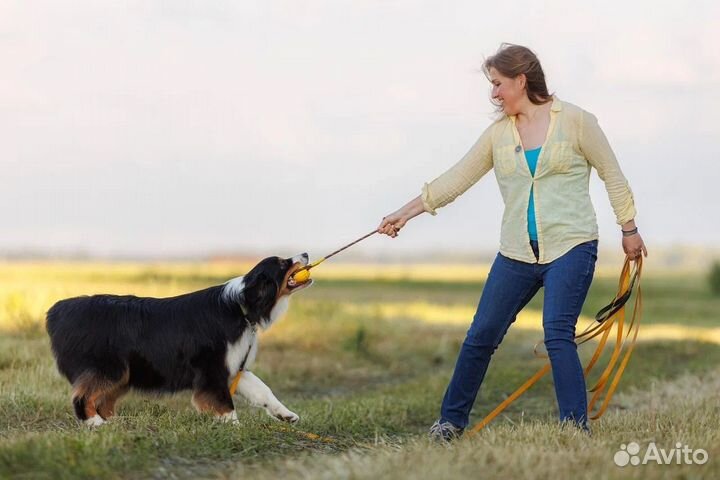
[2,1,719,259]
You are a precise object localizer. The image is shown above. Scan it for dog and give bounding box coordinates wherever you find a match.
[46,253,313,427]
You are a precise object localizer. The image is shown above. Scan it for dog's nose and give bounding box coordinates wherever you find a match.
[291,253,309,266]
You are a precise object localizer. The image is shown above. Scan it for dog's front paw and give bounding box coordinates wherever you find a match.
[272,407,299,424]
[276,412,299,424]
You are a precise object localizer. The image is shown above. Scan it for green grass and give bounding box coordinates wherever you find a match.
[0,263,718,479]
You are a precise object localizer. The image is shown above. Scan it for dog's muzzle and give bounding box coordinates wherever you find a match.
[287,253,313,290]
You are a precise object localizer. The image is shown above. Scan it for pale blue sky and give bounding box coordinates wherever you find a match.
[2,1,718,258]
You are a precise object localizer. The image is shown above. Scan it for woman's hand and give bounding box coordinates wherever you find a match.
[622,220,647,260]
[377,196,425,238]
[378,210,406,238]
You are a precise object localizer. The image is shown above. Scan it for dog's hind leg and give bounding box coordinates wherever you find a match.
[72,371,110,427]
[71,361,129,427]
[96,369,130,421]
[234,371,299,423]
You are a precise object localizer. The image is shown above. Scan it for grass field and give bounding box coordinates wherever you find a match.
[1,261,718,479]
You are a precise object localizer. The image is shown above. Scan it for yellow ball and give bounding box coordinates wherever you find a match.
[292,269,311,283]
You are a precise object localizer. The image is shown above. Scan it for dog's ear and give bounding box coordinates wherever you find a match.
[242,272,279,319]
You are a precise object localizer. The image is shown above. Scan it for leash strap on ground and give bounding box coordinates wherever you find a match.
[262,424,337,443]
[466,256,643,437]
[229,372,336,443]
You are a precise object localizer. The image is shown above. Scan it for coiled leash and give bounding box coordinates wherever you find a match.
[466,255,643,436]
[228,230,379,442]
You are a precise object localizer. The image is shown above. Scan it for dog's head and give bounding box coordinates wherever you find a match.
[237,253,313,326]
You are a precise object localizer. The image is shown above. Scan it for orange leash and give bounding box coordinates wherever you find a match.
[229,371,243,396]
[466,256,643,436]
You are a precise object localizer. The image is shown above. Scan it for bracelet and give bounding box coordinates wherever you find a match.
[621,227,638,237]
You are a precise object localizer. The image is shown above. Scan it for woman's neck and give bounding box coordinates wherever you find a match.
[516,99,549,125]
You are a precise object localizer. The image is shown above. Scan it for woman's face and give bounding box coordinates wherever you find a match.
[489,67,525,116]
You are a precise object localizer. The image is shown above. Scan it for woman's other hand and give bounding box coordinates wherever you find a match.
[621,221,648,260]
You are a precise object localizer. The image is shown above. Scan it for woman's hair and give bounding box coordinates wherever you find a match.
[483,43,552,110]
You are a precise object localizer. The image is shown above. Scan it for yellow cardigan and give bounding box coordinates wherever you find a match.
[421,96,636,264]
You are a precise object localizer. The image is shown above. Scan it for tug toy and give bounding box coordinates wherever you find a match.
[290,229,378,283]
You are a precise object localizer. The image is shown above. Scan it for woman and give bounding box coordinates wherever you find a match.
[377,43,647,440]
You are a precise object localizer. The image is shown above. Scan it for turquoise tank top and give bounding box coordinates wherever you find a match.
[525,147,541,241]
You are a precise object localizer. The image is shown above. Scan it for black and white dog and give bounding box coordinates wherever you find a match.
[46,254,312,427]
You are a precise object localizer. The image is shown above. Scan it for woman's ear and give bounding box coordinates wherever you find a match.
[517,73,527,90]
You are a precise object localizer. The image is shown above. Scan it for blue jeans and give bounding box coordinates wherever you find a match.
[440,239,598,430]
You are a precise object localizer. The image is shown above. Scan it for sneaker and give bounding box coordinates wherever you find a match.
[428,419,464,442]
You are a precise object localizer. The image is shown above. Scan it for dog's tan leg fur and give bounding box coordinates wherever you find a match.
[191,390,234,417]
[72,369,130,424]
[96,370,130,420]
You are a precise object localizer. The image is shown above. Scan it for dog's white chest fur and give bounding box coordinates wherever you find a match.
[266,295,290,328]
[225,297,290,376]
[226,328,258,376]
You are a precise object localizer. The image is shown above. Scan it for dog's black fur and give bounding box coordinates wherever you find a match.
[46,254,311,423]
